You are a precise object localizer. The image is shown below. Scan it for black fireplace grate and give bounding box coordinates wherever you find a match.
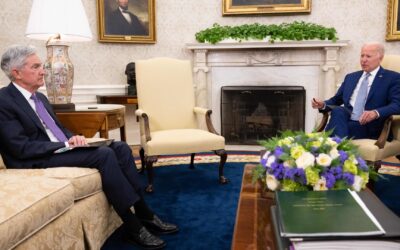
[221,86,305,145]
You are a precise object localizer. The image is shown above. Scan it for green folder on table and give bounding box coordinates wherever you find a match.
[275,189,385,238]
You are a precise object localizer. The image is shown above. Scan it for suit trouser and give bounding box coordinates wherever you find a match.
[42,141,143,217]
[325,107,369,139]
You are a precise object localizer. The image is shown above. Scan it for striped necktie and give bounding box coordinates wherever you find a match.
[351,73,371,121]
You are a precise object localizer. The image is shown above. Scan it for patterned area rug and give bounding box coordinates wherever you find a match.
[379,161,400,176]
[133,148,400,176]
[134,150,260,168]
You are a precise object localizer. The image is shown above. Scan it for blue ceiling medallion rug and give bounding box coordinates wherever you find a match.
[102,162,247,250]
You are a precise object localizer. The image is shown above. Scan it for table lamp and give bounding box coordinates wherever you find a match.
[25,0,92,111]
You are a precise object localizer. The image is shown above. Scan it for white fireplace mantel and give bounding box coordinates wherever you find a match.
[185,40,349,133]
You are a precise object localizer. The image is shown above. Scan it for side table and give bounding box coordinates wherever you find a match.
[56,104,126,141]
[96,95,138,105]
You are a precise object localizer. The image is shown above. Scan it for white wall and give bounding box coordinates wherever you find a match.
[0,0,399,144]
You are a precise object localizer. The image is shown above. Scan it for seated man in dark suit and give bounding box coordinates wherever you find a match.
[106,0,148,36]
[312,42,400,139]
[0,45,177,249]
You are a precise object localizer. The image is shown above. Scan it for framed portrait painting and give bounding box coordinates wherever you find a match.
[386,0,400,41]
[222,0,311,15]
[97,0,156,43]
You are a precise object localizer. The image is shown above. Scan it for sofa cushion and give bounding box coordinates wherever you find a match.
[0,174,74,250]
[0,156,5,170]
[2,167,102,200]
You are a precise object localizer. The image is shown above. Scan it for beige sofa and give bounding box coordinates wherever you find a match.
[0,156,122,250]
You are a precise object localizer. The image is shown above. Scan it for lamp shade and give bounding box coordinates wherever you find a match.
[25,0,92,42]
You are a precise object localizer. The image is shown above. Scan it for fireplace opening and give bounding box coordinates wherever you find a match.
[221,86,305,145]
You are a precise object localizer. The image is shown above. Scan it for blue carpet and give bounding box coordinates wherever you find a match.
[101,162,245,250]
[374,174,400,217]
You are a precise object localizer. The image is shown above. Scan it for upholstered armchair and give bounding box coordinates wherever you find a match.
[316,54,400,169]
[135,58,228,192]
[316,113,400,169]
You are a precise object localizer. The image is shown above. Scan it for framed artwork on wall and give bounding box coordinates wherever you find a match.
[97,0,156,43]
[386,0,400,41]
[222,0,311,16]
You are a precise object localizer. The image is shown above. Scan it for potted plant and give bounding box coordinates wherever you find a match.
[195,21,338,44]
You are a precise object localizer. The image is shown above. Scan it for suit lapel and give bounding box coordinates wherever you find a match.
[366,67,385,102]
[7,84,47,134]
[348,71,363,101]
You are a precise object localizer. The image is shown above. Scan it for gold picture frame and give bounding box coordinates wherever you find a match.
[222,0,311,16]
[97,0,156,43]
[386,0,400,41]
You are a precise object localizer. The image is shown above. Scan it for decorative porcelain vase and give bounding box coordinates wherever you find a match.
[44,42,74,104]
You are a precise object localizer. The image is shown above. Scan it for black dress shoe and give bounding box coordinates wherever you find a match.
[126,226,166,249]
[140,215,179,235]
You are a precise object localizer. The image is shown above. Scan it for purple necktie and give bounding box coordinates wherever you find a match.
[31,93,68,142]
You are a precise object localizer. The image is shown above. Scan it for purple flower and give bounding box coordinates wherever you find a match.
[343,172,355,186]
[270,163,285,179]
[322,172,336,189]
[332,137,342,144]
[338,150,348,163]
[331,166,343,178]
[260,158,267,168]
[274,147,284,158]
[356,157,368,171]
[296,168,307,185]
[284,167,297,180]
[310,147,319,153]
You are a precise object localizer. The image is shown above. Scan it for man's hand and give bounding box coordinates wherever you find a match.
[359,110,378,125]
[311,98,325,109]
[68,135,87,148]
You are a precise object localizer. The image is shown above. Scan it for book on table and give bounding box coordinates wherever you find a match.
[271,189,400,250]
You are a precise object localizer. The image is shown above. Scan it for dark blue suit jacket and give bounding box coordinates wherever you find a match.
[0,83,73,168]
[324,67,400,138]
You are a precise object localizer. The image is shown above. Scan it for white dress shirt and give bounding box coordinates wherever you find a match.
[349,66,380,108]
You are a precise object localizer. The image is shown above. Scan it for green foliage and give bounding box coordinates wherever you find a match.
[252,164,266,184]
[195,21,338,44]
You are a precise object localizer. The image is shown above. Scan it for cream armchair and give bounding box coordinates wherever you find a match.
[135,58,228,192]
[317,113,400,169]
[316,54,400,169]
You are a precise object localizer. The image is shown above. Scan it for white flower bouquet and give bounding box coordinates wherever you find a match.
[253,131,376,192]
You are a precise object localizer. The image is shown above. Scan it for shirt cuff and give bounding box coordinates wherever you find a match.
[374,110,380,118]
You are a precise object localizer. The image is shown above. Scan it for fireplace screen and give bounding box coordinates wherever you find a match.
[221,86,305,145]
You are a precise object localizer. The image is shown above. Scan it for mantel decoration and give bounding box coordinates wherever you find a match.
[195,21,338,44]
[252,131,377,192]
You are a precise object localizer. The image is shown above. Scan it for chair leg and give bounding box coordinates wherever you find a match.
[144,155,158,193]
[366,160,381,192]
[138,147,145,174]
[373,160,382,171]
[189,153,195,169]
[214,149,229,184]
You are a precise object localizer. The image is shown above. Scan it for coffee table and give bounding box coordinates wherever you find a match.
[231,164,277,250]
